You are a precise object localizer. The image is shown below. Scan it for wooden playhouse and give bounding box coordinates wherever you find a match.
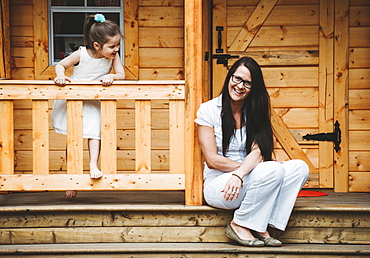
[0,0,369,257]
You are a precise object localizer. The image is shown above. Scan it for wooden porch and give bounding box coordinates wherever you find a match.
[0,190,369,257]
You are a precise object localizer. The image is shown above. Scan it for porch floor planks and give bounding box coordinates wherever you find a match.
[0,243,369,257]
[0,190,369,212]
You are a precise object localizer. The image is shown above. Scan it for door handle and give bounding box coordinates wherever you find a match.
[216,26,224,53]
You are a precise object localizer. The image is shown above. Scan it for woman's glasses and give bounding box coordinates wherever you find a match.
[231,75,252,90]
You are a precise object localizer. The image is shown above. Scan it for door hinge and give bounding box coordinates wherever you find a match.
[303,121,341,152]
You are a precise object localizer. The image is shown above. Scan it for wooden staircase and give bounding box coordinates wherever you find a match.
[0,191,369,257]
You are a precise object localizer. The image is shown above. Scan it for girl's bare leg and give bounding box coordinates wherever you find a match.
[64,143,78,198]
[88,139,103,179]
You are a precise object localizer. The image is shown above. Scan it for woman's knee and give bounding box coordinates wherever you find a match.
[288,159,310,180]
[255,161,285,184]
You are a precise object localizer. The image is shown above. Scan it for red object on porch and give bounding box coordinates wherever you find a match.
[297,190,329,197]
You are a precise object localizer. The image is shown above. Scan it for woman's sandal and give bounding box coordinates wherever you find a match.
[225,224,264,247]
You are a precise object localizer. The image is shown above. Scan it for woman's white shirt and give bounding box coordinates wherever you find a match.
[195,95,247,180]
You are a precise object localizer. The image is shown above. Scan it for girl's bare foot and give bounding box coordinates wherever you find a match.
[90,167,103,179]
[65,190,77,198]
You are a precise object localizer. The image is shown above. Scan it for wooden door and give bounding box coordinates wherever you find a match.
[211,0,341,189]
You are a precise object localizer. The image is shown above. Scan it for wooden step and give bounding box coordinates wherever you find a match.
[0,191,369,245]
[0,243,370,257]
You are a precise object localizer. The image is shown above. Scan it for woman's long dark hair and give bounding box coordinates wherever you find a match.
[221,57,273,161]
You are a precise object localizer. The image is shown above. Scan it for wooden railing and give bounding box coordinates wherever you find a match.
[0,80,198,202]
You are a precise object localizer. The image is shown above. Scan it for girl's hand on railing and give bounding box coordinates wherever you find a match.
[100,75,114,86]
[54,76,71,86]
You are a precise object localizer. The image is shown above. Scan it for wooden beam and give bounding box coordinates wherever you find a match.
[334,0,349,192]
[33,0,48,79]
[0,0,11,79]
[169,100,185,174]
[271,107,317,175]
[228,0,278,52]
[212,0,227,97]
[135,100,151,174]
[0,82,185,100]
[101,100,117,174]
[0,174,185,191]
[0,101,14,175]
[318,0,334,188]
[67,101,84,174]
[184,0,203,205]
[124,0,139,79]
[32,100,49,174]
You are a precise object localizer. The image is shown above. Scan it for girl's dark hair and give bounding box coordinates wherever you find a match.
[83,14,123,51]
[221,57,273,161]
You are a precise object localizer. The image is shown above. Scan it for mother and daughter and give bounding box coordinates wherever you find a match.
[52,13,309,248]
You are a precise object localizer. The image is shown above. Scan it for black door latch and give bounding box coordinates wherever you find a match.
[212,54,239,67]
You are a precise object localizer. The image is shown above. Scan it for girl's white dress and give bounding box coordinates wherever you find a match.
[52,46,113,140]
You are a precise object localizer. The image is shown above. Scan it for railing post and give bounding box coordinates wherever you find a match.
[32,100,49,174]
[0,100,14,175]
[135,100,151,174]
[169,100,185,174]
[185,0,203,205]
[67,100,84,174]
[101,100,117,174]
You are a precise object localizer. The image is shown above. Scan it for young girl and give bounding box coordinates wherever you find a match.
[52,14,125,198]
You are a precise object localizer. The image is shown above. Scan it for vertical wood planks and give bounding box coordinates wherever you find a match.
[101,100,117,174]
[32,100,49,174]
[185,0,203,205]
[169,100,185,174]
[334,0,349,192]
[318,0,334,188]
[124,0,139,79]
[212,0,227,98]
[135,100,151,174]
[0,100,14,175]
[32,0,48,79]
[67,101,83,174]
[0,0,11,79]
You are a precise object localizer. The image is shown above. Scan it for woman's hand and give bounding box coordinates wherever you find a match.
[54,76,71,86]
[221,174,243,201]
[101,75,114,86]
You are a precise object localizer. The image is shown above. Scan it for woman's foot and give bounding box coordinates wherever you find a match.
[90,167,103,179]
[65,190,77,198]
[225,221,264,247]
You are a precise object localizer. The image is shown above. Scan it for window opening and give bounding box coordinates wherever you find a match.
[48,0,124,65]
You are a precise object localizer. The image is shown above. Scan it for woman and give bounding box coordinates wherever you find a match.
[195,57,309,247]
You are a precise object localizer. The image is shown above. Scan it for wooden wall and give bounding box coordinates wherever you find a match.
[7,0,370,191]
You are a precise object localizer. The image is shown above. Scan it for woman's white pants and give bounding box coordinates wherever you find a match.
[203,159,309,232]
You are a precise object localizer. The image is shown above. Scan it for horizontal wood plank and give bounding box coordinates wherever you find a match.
[0,82,185,100]
[228,26,319,47]
[0,174,185,191]
[263,67,318,87]
[0,226,368,244]
[349,172,370,192]
[139,6,183,27]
